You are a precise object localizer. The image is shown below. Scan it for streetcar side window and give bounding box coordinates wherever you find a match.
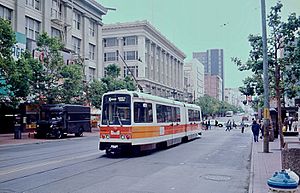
[175,107,181,122]
[188,109,194,122]
[194,110,201,121]
[134,102,153,123]
[166,106,172,122]
[156,105,179,123]
[156,104,166,123]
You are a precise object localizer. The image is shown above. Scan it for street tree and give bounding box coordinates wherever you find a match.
[87,64,137,109]
[0,18,16,104]
[0,18,43,107]
[232,2,300,147]
[88,79,106,109]
[35,33,85,104]
[59,63,84,104]
[101,64,137,92]
[195,95,239,117]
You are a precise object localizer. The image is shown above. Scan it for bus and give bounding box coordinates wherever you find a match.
[99,90,202,155]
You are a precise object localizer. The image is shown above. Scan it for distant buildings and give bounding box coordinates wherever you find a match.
[102,21,186,100]
[184,59,205,102]
[0,0,107,82]
[224,88,243,107]
[193,49,224,100]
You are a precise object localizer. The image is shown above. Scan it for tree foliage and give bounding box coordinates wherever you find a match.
[195,95,240,117]
[232,2,300,102]
[87,64,137,108]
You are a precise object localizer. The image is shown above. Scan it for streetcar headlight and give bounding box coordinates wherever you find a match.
[120,135,125,140]
[106,134,110,139]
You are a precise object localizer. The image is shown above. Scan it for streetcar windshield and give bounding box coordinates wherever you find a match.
[102,94,131,125]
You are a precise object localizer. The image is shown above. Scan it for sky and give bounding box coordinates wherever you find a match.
[98,0,300,88]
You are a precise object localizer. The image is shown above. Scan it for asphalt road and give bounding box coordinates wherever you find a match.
[0,128,252,193]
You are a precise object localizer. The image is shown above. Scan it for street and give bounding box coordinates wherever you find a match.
[0,128,252,193]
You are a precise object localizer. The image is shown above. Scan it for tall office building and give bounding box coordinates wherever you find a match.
[0,0,107,82]
[102,21,186,100]
[193,49,224,100]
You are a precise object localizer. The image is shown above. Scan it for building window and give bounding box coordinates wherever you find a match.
[89,20,96,37]
[88,67,95,82]
[25,17,40,40]
[73,11,81,30]
[72,36,81,54]
[103,38,118,47]
[124,51,138,60]
[104,52,117,62]
[51,0,62,20]
[26,0,41,11]
[89,44,95,60]
[0,5,12,21]
[124,66,138,78]
[123,36,137,46]
[51,27,62,40]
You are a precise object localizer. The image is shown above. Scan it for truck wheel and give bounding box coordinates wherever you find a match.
[75,128,83,137]
[55,130,62,139]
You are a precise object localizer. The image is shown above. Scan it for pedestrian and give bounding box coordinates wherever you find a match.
[251,120,260,142]
[291,118,298,132]
[241,120,245,133]
[208,119,211,129]
[288,117,293,131]
[225,120,231,131]
[233,120,237,129]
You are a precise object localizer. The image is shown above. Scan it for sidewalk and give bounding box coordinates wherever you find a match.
[249,137,300,193]
[0,127,100,147]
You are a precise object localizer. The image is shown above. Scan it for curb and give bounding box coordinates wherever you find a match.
[248,140,254,193]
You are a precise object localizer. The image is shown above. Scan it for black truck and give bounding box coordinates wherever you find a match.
[35,104,91,138]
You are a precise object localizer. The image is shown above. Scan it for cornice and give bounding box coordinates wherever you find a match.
[103,21,186,59]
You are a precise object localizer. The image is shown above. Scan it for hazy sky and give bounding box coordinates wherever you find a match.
[99,0,300,88]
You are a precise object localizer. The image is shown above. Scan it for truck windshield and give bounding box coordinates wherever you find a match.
[102,94,131,125]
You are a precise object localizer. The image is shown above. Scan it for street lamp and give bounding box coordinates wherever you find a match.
[116,51,143,93]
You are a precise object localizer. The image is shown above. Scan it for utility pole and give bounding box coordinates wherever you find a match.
[260,0,270,153]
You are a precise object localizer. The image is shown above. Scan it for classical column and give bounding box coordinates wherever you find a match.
[96,22,103,78]
[137,35,146,78]
[63,2,73,51]
[82,13,89,59]
[152,42,156,82]
[42,0,51,35]
[117,37,124,77]
[15,0,25,34]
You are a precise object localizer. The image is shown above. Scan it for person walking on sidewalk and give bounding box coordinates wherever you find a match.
[251,120,260,142]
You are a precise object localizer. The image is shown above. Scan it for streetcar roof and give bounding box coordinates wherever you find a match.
[103,90,201,109]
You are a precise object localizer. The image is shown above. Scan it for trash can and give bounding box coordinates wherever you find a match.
[14,115,22,139]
